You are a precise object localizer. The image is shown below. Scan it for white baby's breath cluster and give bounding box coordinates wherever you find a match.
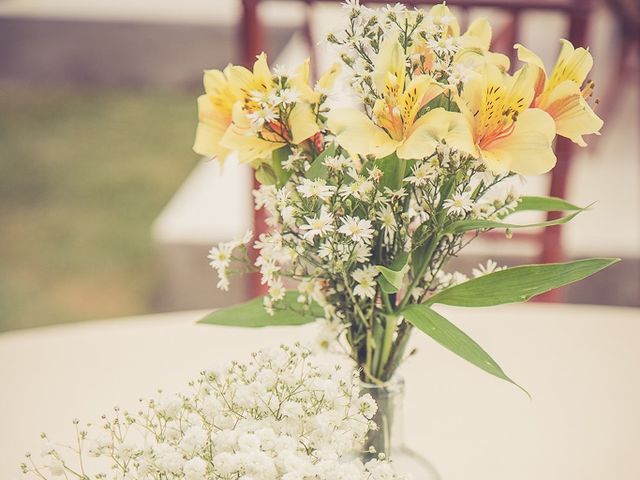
[21,344,405,480]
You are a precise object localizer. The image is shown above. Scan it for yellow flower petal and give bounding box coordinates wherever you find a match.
[203,69,225,95]
[193,110,232,161]
[291,59,317,103]
[194,68,240,162]
[514,43,545,71]
[461,18,492,50]
[488,52,511,72]
[252,53,272,87]
[429,4,460,37]
[289,103,320,144]
[317,62,341,91]
[514,43,547,97]
[220,124,281,164]
[542,80,603,146]
[373,32,405,94]
[548,39,593,91]
[504,65,536,114]
[328,108,396,158]
[225,65,253,97]
[398,109,475,160]
[483,108,557,175]
[399,75,443,127]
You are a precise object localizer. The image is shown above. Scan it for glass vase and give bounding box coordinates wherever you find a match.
[360,377,441,480]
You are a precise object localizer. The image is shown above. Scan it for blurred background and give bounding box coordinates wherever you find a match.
[0,0,638,333]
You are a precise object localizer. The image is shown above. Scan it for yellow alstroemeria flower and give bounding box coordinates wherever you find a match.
[459,63,557,175]
[429,4,460,37]
[456,18,510,72]
[409,4,460,75]
[329,33,474,160]
[220,53,321,165]
[515,40,603,146]
[193,64,248,163]
[291,60,342,103]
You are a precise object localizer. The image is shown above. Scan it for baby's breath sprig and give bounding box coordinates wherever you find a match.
[22,345,406,480]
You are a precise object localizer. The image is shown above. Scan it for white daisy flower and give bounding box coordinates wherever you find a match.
[378,205,397,234]
[352,243,372,263]
[323,154,352,171]
[268,278,286,301]
[443,191,474,216]
[300,207,335,241]
[296,178,336,201]
[405,163,435,187]
[216,274,230,291]
[247,105,278,130]
[338,216,374,244]
[352,266,378,299]
[208,244,232,270]
[472,259,506,278]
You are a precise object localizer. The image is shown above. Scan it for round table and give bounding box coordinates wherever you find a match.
[1,303,639,480]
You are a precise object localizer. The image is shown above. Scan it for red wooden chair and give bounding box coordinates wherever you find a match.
[239,0,596,301]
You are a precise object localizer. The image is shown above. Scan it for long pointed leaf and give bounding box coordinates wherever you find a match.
[306,143,336,181]
[402,304,527,395]
[445,208,585,234]
[198,292,322,327]
[376,252,409,294]
[376,153,406,190]
[426,258,619,307]
[271,145,293,187]
[513,196,583,213]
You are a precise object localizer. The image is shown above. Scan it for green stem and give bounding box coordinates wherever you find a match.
[382,321,412,380]
[377,314,398,378]
[398,176,457,310]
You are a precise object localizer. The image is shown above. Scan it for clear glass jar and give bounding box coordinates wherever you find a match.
[359,377,441,480]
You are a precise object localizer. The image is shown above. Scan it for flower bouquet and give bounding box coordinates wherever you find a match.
[193,0,617,475]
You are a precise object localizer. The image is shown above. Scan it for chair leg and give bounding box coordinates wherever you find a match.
[241,0,269,297]
[536,137,574,302]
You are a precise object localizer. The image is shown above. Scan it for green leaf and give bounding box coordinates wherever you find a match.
[306,143,336,181]
[271,145,293,188]
[376,252,409,294]
[416,93,460,117]
[255,164,277,186]
[376,153,406,190]
[513,196,583,213]
[444,208,585,234]
[426,258,619,307]
[198,291,323,327]
[402,304,527,395]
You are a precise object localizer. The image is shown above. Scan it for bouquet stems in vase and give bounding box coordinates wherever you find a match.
[195,1,616,475]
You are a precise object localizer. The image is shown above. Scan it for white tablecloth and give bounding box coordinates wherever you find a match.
[1,303,639,479]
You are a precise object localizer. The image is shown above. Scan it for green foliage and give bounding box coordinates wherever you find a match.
[271,146,293,187]
[306,143,337,180]
[376,153,407,190]
[426,258,619,307]
[514,196,583,212]
[198,291,323,327]
[255,164,277,185]
[0,88,198,331]
[445,209,585,234]
[402,304,526,394]
[376,252,409,294]
[417,93,460,117]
